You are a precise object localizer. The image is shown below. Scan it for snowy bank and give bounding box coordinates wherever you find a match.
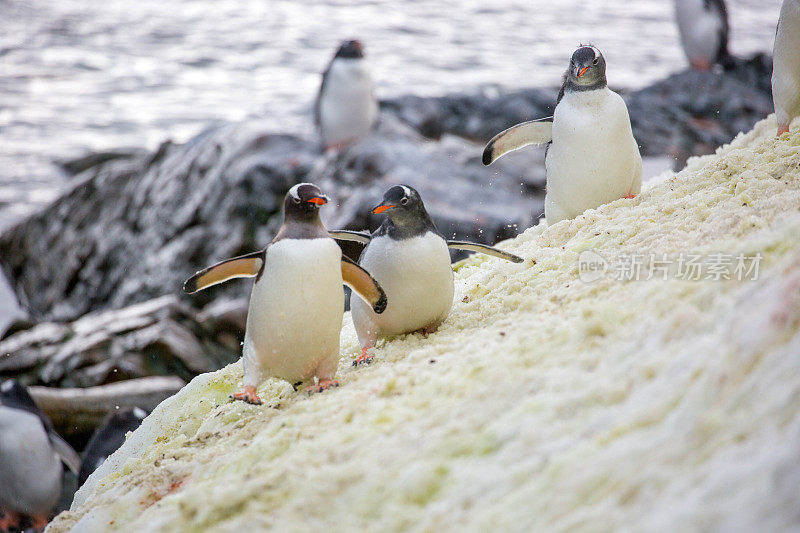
[50,116,800,532]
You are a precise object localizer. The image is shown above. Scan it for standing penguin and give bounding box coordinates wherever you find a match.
[0,380,81,531]
[483,46,642,225]
[184,183,387,404]
[674,0,731,71]
[314,39,379,151]
[773,0,800,136]
[330,185,523,365]
[78,407,148,486]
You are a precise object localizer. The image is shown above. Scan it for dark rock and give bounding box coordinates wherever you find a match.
[0,295,242,387]
[0,117,542,321]
[57,148,150,176]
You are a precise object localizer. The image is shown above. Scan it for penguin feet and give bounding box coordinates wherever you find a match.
[623,194,637,199]
[0,511,20,531]
[231,386,262,405]
[352,348,374,366]
[690,58,711,71]
[778,124,790,136]
[420,324,440,338]
[306,379,340,394]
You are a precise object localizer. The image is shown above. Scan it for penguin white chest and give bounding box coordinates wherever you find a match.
[352,232,454,337]
[318,58,378,147]
[244,238,343,383]
[773,1,800,128]
[545,88,642,223]
[675,0,723,64]
[0,407,62,516]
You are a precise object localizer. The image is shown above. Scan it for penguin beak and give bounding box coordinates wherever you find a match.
[372,204,396,214]
[307,196,328,205]
[577,66,590,78]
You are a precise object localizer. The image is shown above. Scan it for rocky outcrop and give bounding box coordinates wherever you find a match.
[0,295,247,388]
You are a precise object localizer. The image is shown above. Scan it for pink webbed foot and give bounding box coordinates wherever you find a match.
[352,347,374,367]
[690,58,711,71]
[231,385,262,405]
[306,379,340,394]
[623,194,637,199]
[30,515,49,532]
[778,124,790,136]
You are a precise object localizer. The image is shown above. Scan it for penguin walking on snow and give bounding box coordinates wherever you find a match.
[773,0,800,136]
[483,46,642,225]
[330,185,523,365]
[315,39,379,151]
[0,380,81,531]
[184,183,387,404]
[674,0,731,71]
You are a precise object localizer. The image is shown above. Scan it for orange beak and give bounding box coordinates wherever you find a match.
[307,196,327,205]
[372,204,395,214]
[577,66,590,78]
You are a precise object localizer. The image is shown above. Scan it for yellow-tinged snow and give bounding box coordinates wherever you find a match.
[51,116,800,532]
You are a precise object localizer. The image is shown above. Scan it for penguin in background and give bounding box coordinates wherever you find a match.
[330,185,523,365]
[184,183,387,405]
[483,45,642,225]
[78,407,148,486]
[772,0,800,136]
[0,380,81,531]
[674,0,732,71]
[314,39,379,151]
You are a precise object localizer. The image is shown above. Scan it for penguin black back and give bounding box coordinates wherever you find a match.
[79,407,148,486]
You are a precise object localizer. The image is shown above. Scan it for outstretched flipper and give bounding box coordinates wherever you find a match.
[341,256,387,313]
[447,241,524,263]
[329,230,372,244]
[482,118,553,165]
[183,250,265,294]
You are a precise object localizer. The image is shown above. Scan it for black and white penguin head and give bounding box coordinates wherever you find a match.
[372,185,437,238]
[284,183,329,221]
[567,45,607,90]
[334,39,365,60]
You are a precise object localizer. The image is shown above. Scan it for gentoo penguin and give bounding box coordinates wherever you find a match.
[674,0,731,71]
[184,183,387,404]
[0,380,81,531]
[314,39,379,150]
[483,46,642,225]
[78,407,148,486]
[330,185,523,365]
[772,0,800,136]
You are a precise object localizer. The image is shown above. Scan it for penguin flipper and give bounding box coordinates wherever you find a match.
[183,250,265,294]
[447,241,524,263]
[49,431,81,475]
[341,256,387,314]
[329,230,372,244]
[482,119,553,165]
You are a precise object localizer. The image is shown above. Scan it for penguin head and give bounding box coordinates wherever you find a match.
[284,183,329,222]
[334,39,365,59]
[372,185,439,239]
[567,45,606,89]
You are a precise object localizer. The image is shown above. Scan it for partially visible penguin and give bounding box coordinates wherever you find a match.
[330,185,523,365]
[78,407,148,486]
[184,183,387,404]
[674,0,731,71]
[483,46,642,225]
[314,39,379,151]
[773,0,800,136]
[0,380,81,531]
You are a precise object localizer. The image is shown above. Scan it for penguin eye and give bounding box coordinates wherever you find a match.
[400,197,408,205]
[592,58,599,65]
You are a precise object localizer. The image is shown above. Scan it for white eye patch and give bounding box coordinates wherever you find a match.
[288,183,313,200]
